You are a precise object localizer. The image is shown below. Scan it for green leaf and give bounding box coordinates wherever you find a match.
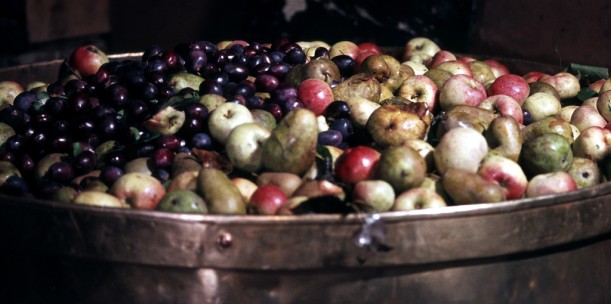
[568,63,609,83]
[31,92,50,112]
[72,142,83,157]
[576,87,598,102]
[315,145,335,181]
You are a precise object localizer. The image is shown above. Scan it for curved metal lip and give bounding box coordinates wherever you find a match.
[3,180,609,226]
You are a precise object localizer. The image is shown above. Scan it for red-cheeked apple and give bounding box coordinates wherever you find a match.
[109,172,167,210]
[478,154,528,200]
[297,78,334,116]
[68,45,109,77]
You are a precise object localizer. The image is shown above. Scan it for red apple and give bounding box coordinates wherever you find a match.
[354,50,379,71]
[523,71,547,83]
[589,79,607,93]
[397,75,438,112]
[526,172,578,198]
[329,41,360,60]
[478,154,528,200]
[429,50,457,68]
[483,59,510,78]
[334,145,381,184]
[486,74,530,105]
[456,55,477,64]
[249,183,288,215]
[297,78,334,116]
[435,60,473,77]
[109,172,167,210]
[539,72,580,99]
[357,42,382,55]
[68,45,109,77]
[478,94,524,124]
[439,74,487,110]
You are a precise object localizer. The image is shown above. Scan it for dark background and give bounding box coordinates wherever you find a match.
[1,0,610,69]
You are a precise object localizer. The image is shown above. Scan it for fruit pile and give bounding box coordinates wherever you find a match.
[0,37,610,215]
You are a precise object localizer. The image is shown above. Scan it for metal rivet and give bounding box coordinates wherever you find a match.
[217,231,233,249]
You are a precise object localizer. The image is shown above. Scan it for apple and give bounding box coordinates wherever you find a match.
[483,59,510,78]
[588,79,607,93]
[596,90,611,122]
[291,179,346,201]
[439,74,487,110]
[521,92,562,122]
[435,60,473,77]
[402,37,441,63]
[572,126,611,162]
[478,94,524,124]
[457,55,477,63]
[582,96,598,108]
[225,122,271,172]
[570,105,607,132]
[486,74,530,105]
[523,71,547,83]
[0,81,24,107]
[231,177,259,203]
[207,102,254,145]
[109,172,167,210]
[352,180,395,212]
[434,127,489,174]
[358,42,382,55]
[366,103,431,146]
[73,191,129,208]
[355,50,380,71]
[334,145,381,184]
[478,154,528,200]
[392,187,447,211]
[156,190,208,214]
[526,172,577,198]
[538,72,581,100]
[297,78,334,116]
[600,78,611,93]
[555,105,579,123]
[68,45,109,77]
[467,60,496,85]
[249,183,288,215]
[143,105,186,135]
[345,96,381,128]
[256,172,303,197]
[397,75,438,111]
[402,61,428,76]
[567,157,602,189]
[428,50,457,68]
[329,41,360,60]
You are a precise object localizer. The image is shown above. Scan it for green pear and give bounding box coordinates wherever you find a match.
[157,190,208,214]
[261,108,318,176]
[196,167,246,214]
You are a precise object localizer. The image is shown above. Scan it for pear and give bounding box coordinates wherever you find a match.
[442,168,506,204]
[196,167,246,214]
[168,72,204,92]
[157,190,208,214]
[375,145,427,193]
[521,117,574,144]
[301,57,341,85]
[332,73,382,103]
[484,116,523,162]
[520,133,573,176]
[261,108,318,176]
